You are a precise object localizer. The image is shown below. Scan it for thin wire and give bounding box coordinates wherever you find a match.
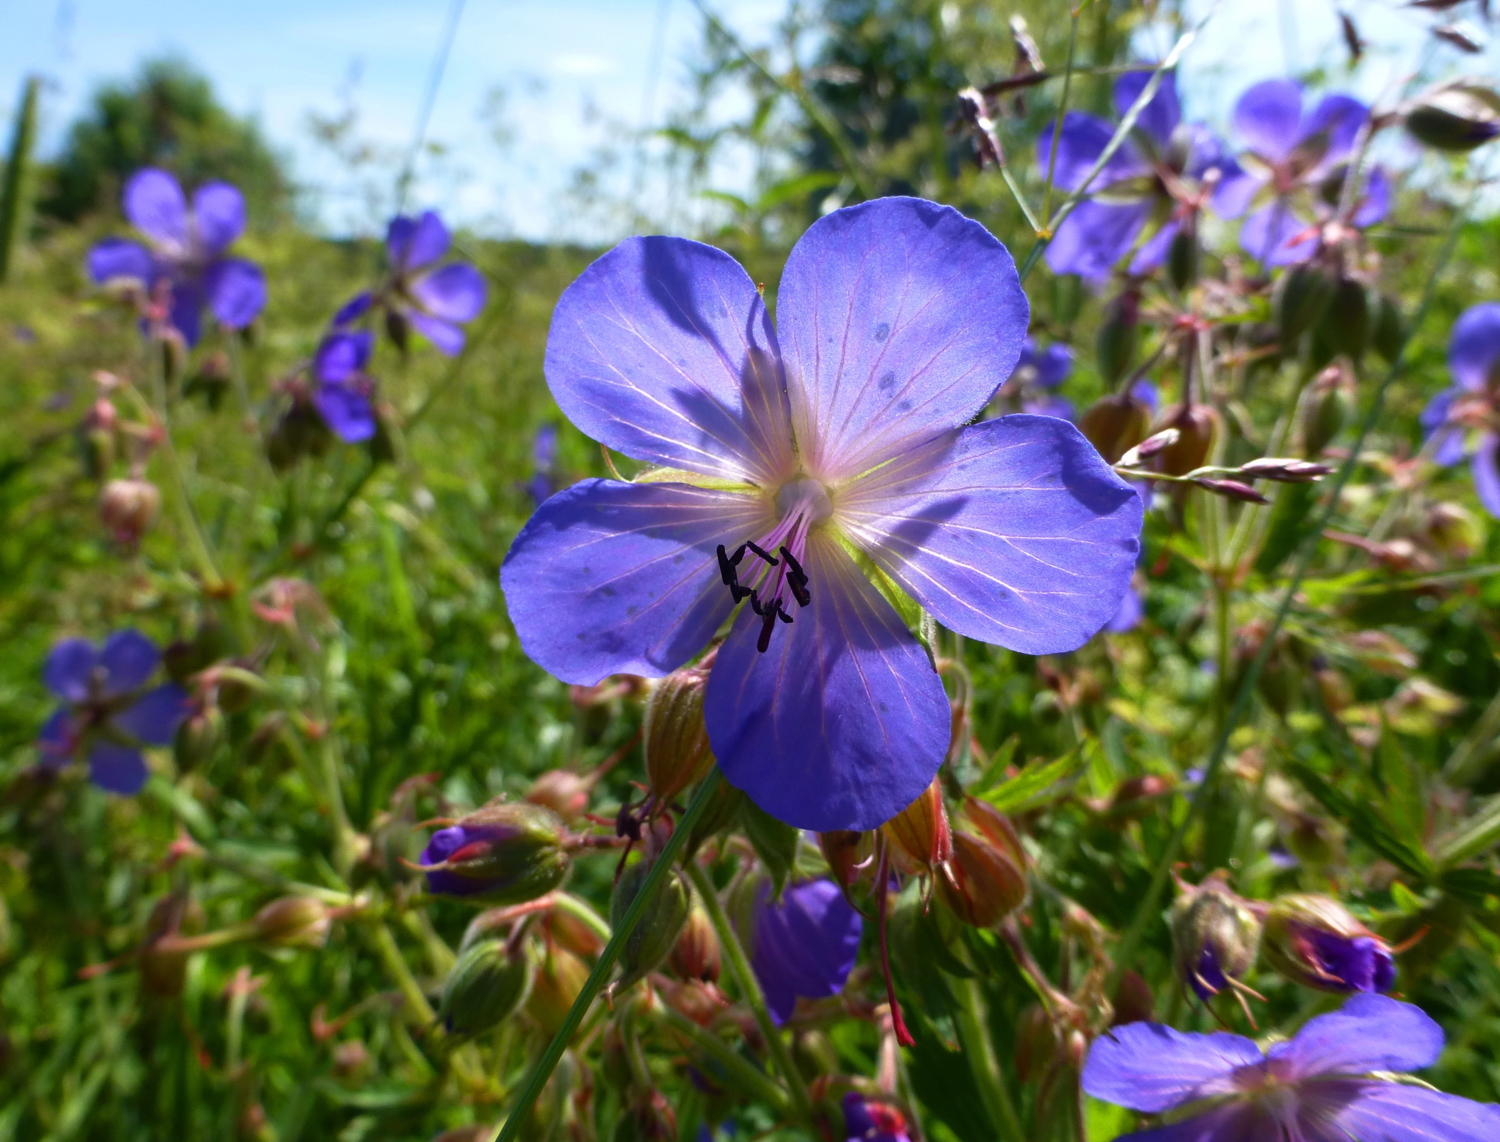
[395,0,468,217]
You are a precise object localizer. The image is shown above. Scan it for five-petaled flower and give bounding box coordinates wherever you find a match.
[37,630,191,795]
[87,168,267,346]
[1039,70,1237,281]
[1083,994,1500,1141]
[746,878,862,1024]
[333,210,488,356]
[1422,302,1500,517]
[1216,79,1390,265]
[502,197,1141,829]
[311,330,379,443]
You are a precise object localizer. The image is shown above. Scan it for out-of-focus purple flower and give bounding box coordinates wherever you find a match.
[334,211,488,356]
[523,424,561,506]
[86,168,266,346]
[1421,303,1500,516]
[37,630,190,795]
[311,330,378,443]
[1219,80,1389,265]
[1038,71,1237,280]
[501,197,1142,829]
[748,878,862,1023]
[1083,994,1500,1141]
[1016,337,1073,388]
[842,1092,911,1142]
[1263,893,1395,994]
[1105,584,1143,633]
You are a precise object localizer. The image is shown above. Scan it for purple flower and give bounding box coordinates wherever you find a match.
[1039,71,1236,280]
[311,330,378,443]
[1016,337,1073,388]
[500,197,1141,829]
[1422,304,1500,516]
[1219,80,1389,265]
[86,168,266,346]
[748,879,862,1023]
[334,211,487,356]
[523,424,561,506]
[418,824,496,896]
[843,1092,911,1142]
[1105,583,1143,633]
[1083,994,1500,1141]
[37,630,191,795]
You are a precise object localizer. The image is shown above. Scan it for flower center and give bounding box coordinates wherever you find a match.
[715,478,832,652]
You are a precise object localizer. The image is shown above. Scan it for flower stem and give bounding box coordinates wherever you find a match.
[655,1003,791,1114]
[491,771,724,1142]
[953,975,1025,1142]
[683,860,815,1124]
[1106,182,1476,993]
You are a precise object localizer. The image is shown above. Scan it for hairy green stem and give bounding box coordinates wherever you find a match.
[953,976,1025,1142]
[492,771,724,1142]
[684,860,815,1123]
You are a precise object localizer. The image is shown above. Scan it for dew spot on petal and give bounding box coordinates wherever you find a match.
[874,322,890,342]
[879,372,896,392]
[896,399,912,411]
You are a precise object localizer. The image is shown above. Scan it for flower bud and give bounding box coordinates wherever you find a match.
[438,937,536,1036]
[935,830,1027,928]
[611,856,690,993]
[612,1091,676,1142]
[643,661,715,804]
[1111,969,1155,1026]
[139,893,203,999]
[1013,1003,1059,1082]
[1096,289,1140,386]
[331,1039,371,1081]
[1168,224,1199,293]
[1300,362,1354,457]
[1370,292,1404,364]
[1193,477,1268,504]
[419,803,570,903]
[1404,77,1500,152]
[526,769,590,822]
[1277,264,1338,345]
[1169,872,1263,1000]
[1150,403,1219,477]
[880,777,951,874]
[1262,893,1395,993]
[1238,458,1334,484]
[174,704,223,771]
[961,797,1028,869]
[526,945,589,1037]
[668,903,720,983]
[253,896,330,949]
[1321,275,1370,360]
[1079,392,1151,464]
[818,829,874,894]
[683,777,746,858]
[1315,665,1354,713]
[99,478,161,545]
[1426,502,1481,560]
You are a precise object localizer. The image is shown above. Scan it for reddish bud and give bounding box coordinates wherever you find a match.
[253,896,330,948]
[1151,403,1219,477]
[936,830,1027,928]
[668,903,720,983]
[526,769,590,822]
[643,660,715,804]
[1080,392,1151,464]
[1193,477,1269,504]
[819,830,874,894]
[881,778,952,874]
[99,478,160,545]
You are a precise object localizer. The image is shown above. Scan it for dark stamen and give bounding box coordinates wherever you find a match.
[745,540,779,565]
[731,583,752,603]
[778,546,805,581]
[787,578,811,608]
[716,544,737,586]
[776,606,793,624]
[748,591,764,616]
[756,602,782,652]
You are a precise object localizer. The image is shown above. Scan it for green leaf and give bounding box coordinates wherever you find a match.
[1255,481,1320,577]
[980,749,1086,814]
[740,800,799,897]
[968,735,1020,795]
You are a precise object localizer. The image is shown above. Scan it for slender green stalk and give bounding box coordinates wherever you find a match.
[952,976,1025,1142]
[1107,190,1475,990]
[1442,686,1500,786]
[684,860,815,1123]
[1038,11,1081,223]
[656,1004,791,1113]
[492,772,724,1142]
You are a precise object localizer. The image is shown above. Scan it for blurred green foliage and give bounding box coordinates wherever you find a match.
[39,57,291,227]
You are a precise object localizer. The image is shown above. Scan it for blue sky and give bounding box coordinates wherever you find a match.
[0,1,1491,241]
